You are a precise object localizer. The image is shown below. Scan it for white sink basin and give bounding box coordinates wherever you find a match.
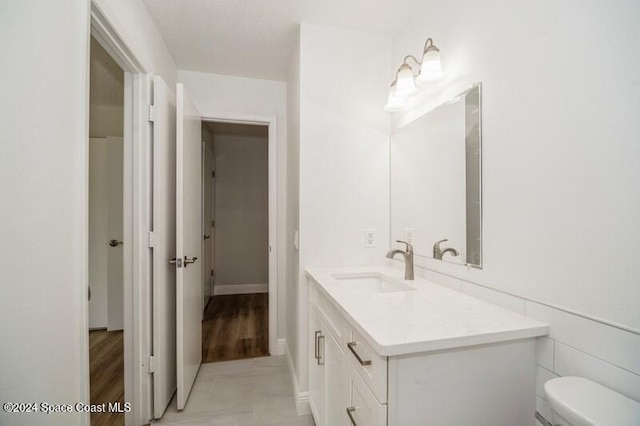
[331,273,415,294]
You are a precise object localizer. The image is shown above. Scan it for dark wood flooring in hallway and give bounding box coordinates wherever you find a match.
[202,293,269,363]
[89,329,124,426]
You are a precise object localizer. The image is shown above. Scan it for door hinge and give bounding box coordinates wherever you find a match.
[211,220,215,228]
[212,171,215,178]
[148,105,155,122]
[210,269,214,277]
[148,355,155,374]
[148,231,155,248]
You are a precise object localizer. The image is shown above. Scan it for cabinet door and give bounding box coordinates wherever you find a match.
[346,362,387,426]
[309,309,324,425]
[324,330,348,426]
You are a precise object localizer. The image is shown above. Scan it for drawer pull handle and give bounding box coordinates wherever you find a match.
[318,335,325,365]
[346,406,357,425]
[347,341,372,366]
[314,330,321,360]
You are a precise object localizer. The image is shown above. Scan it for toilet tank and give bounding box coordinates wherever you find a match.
[544,376,640,426]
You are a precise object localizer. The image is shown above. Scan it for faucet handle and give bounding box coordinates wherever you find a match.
[396,240,413,253]
[433,238,448,248]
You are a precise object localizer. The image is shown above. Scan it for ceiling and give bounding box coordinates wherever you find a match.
[142,0,425,81]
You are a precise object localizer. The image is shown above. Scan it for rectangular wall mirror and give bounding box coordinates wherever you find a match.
[390,83,482,268]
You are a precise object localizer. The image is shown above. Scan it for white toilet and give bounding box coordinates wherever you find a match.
[544,376,640,426]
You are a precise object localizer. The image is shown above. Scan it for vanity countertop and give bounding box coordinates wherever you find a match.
[306,266,549,357]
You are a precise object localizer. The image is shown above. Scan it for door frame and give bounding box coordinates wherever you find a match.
[201,141,215,315]
[88,3,151,425]
[203,113,278,356]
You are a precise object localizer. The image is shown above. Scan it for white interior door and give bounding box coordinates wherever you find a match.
[176,83,203,410]
[152,76,177,419]
[89,138,109,329]
[106,136,124,331]
[88,136,124,331]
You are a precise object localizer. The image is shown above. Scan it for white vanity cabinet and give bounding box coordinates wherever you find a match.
[308,306,347,426]
[307,269,549,426]
[309,280,389,426]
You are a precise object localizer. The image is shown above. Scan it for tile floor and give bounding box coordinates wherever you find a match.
[153,356,315,426]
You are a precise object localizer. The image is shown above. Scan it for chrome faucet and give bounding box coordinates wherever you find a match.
[385,240,414,280]
[433,239,459,260]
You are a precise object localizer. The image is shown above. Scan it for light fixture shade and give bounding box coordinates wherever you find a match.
[395,64,417,96]
[384,82,407,112]
[417,49,443,84]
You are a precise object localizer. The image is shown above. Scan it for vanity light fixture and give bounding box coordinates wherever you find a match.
[384,37,444,112]
[384,80,408,112]
[416,38,444,83]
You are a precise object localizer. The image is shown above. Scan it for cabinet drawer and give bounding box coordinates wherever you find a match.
[310,279,347,346]
[347,327,387,404]
[347,361,387,426]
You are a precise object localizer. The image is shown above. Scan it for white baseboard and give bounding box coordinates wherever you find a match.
[283,339,310,416]
[213,283,268,295]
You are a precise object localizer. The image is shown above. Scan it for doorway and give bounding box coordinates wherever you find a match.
[88,35,126,426]
[201,122,271,363]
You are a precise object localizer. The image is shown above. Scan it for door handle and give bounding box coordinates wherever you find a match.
[203,235,211,240]
[109,239,124,247]
[169,257,183,268]
[184,256,198,267]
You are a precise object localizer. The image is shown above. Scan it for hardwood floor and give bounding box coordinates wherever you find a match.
[202,293,269,363]
[89,329,124,426]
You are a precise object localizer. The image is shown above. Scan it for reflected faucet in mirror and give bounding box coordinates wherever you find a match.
[385,240,415,280]
[433,239,459,260]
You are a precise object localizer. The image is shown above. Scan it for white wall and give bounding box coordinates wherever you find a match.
[393,0,640,332]
[214,133,269,287]
[0,1,176,424]
[285,31,301,395]
[89,35,124,137]
[178,70,288,342]
[0,2,90,425]
[90,105,124,138]
[390,0,640,414]
[296,23,392,392]
[94,0,178,86]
